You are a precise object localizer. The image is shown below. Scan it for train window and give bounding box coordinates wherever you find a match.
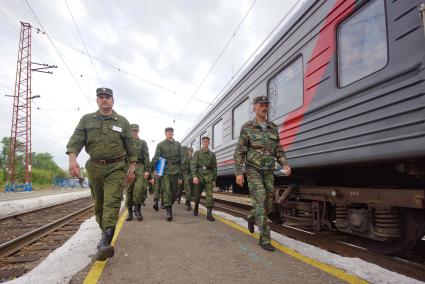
[232,99,250,139]
[213,119,223,148]
[338,0,388,87]
[268,57,303,119]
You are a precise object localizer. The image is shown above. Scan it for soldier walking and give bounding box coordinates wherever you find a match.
[66,87,136,260]
[125,124,150,221]
[152,127,184,221]
[191,136,217,221]
[234,96,292,251]
[182,146,194,211]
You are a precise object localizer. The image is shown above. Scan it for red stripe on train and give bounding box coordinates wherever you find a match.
[280,0,355,151]
[218,159,234,166]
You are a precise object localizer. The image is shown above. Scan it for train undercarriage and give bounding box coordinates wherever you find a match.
[217,159,425,255]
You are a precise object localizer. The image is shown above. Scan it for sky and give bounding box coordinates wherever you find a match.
[0,0,300,169]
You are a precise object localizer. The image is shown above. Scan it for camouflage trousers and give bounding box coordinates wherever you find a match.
[246,167,274,245]
[183,174,193,202]
[161,173,179,207]
[152,176,162,202]
[126,164,147,208]
[193,177,214,207]
[86,159,125,230]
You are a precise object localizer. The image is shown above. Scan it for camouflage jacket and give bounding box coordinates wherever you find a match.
[66,110,136,162]
[234,118,288,176]
[134,137,150,169]
[191,148,217,182]
[182,152,192,175]
[152,139,184,175]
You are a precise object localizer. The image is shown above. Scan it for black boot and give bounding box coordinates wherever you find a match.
[125,207,133,221]
[207,207,215,222]
[247,217,255,233]
[134,204,143,221]
[166,206,173,221]
[153,199,159,211]
[259,240,275,252]
[185,200,192,211]
[96,227,115,261]
[193,203,199,216]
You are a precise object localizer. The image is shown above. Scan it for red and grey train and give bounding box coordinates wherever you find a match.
[181,0,425,254]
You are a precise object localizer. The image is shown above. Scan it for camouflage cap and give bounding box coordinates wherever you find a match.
[96,87,113,97]
[130,123,139,130]
[253,95,270,104]
[165,127,174,132]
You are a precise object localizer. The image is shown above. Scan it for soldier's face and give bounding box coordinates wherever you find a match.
[165,130,174,139]
[97,94,114,111]
[131,129,139,138]
[202,139,210,149]
[253,103,269,119]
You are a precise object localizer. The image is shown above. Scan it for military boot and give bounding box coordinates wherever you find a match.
[96,227,115,261]
[125,207,133,221]
[185,200,192,211]
[247,217,255,233]
[166,206,173,221]
[193,203,199,216]
[207,207,215,222]
[153,199,159,211]
[134,204,143,221]
[259,239,275,252]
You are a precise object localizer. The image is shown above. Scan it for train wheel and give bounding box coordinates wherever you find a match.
[356,208,425,255]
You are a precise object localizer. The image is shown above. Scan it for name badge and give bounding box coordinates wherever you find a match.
[112,125,122,132]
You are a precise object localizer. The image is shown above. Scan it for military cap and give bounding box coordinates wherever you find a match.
[96,87,113,97]
[253,95,271,104]
[201,136,210,141]
[130,123,139,130]
[165,127,174,132]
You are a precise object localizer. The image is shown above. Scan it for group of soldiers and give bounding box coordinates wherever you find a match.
[66,88,291,262]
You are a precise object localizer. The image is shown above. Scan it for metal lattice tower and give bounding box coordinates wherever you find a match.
[6,22,33,192]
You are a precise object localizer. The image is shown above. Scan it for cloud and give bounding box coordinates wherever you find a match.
[0,0,300,169]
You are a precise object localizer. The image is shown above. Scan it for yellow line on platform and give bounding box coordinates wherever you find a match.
[204,210,368,284]
[83,210,128,284]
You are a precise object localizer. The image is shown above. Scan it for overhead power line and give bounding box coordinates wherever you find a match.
[63,0,102,83]
[23,0,95,108]
[176,0,257,119]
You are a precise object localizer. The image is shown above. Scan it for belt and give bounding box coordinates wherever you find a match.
[137,159,145,164]
[91,156,126,165]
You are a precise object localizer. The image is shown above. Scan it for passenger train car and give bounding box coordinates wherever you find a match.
[181,0,425,254]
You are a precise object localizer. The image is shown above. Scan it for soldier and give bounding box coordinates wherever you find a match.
[152,127,184,221]
[182,146,194,211]
[125,124,150,221]
[66,87,136,261]
[234,96,292,251]
[150,158,163,211]
[191,136,217,221]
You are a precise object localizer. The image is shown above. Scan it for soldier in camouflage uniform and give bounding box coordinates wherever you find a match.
[125,124,150,221]
[234,96,292,251]
[182,146,194,211]
[152,127,184,221]
[67,87,136,260]
[192,136,217,221]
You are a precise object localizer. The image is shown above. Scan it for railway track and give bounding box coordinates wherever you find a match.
[204,192,425,282]
[0,197,94,282]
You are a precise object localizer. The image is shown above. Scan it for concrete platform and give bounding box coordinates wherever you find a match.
[83,197,345,284]
[0,188,88,202]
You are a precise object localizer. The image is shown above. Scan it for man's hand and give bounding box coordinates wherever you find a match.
[236,175,244,187]
[126,171,136,184]
[281,165,292,176]
[178,179,182,185]
[150,178,155,185]
[144,172,149,179]
[68,153,80,178]
[193,177,199,185]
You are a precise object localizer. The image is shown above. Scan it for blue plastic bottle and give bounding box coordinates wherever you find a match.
[155,157,166,176]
